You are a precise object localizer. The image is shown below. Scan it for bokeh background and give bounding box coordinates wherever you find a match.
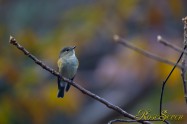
[0,0,187,124]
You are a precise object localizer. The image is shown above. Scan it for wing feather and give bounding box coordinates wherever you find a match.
[57,58,63,71]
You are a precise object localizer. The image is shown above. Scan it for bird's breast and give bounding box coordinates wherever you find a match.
[59,57,78,78]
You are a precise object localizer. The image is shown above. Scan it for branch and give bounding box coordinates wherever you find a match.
[113,35,182,68]
[159,17,187,117]
[108,119,169,124]
[9,36,151,124]
[181,17,187,104]
[159,46,186,117]
[113,35,185,124]
[157,35,187,54]
[108,119,140,124]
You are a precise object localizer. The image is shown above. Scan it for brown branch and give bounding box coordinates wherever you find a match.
[113,35,182,68]
[157,35,187,54]
[9,36,151,124]
[181,17,187,104]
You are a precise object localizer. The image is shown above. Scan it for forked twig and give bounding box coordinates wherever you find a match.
[113,35,182,68]
[114,35,186,123]
[157,35,186,54]
[159,46,186,116]
[160,17,187,117]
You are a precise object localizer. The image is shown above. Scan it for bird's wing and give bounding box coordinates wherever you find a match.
[57,58,63,71]
[76,58,79,69]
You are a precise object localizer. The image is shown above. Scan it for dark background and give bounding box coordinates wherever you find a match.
[0,0,187,124]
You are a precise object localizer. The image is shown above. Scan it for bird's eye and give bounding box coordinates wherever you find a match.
[66,49,69,51]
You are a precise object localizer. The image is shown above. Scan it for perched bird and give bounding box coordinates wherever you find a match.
[57,46,79,98]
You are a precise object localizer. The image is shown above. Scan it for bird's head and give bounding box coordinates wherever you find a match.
[59,46,76,58]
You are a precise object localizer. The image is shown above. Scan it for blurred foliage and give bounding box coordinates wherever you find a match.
[0,0,187,124]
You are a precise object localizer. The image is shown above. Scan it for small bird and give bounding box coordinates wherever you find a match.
[57,46,79,98]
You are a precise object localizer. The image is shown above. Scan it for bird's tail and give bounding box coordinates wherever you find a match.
[57,77,65,98]
[65,83,71,92]
[58,87,65,98]
[65,76,75,92]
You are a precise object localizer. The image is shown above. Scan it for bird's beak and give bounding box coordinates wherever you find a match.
[72,46,76,49]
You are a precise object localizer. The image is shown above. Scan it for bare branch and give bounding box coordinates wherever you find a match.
[159,17,187,117]
[113,35,182,68]
[113,35,185,124]
[159,47,186,117]
[108,119,137,124]
[9,36,151,124]
[108,119,169,124]
[181,16,187,104]
[157,35,186,54]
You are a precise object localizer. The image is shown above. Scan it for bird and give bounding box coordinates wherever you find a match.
[57,46,79,98]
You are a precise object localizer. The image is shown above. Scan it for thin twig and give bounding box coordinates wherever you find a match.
[9,36,151,124]
[108,119,169,124]
[113,35,182,68]
[181,17,187,104]
[159,45,186,116]
[157,35,187,54]
[158,18,187,118]
[108,119,140,124]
